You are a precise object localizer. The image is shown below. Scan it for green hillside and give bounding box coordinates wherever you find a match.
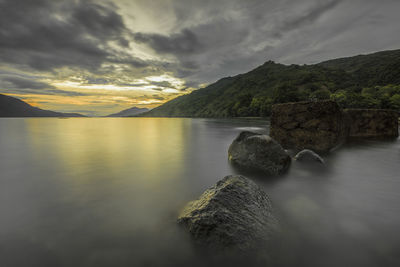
[143,49,400,117]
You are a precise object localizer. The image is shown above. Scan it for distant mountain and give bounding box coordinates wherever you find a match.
[107,106,149,117]
[141,49,400,118]
[0,94,85,117]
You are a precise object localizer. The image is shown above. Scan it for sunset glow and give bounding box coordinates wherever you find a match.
[1,0,399,116]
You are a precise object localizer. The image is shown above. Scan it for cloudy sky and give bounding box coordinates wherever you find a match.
[0,0,399,116]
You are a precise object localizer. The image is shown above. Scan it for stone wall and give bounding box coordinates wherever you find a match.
[270,101,399,153]
[343,109,399,138]
[270,100,347,153]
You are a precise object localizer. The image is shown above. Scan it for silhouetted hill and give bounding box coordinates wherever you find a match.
[0,94,85,117]
[142,49,400,117]
[107,106,149,117]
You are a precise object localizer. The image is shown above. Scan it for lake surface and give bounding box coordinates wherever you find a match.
[0,118,399,267]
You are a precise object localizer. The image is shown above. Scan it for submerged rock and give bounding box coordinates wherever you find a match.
[270,100,347,153]
[228,131,291,176]
[343,109,399,138]
[294,149,324,164]
[177,175,278,252]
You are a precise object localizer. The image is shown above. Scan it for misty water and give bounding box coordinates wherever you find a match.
[0,118,399,267]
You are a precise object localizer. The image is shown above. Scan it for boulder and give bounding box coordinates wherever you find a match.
[177,175,278,252]
[343,109,399,138]
[270,100,347,153]
[228,131,291,176]
[294,149,324,164]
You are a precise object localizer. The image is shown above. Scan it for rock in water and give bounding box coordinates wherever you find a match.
[343,109,399,138]
[294,149,324,164]
[177,175,278,252]
[270,100,347,153]
[228,131,291,176]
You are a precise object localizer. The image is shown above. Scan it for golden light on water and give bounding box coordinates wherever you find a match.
[24,118,191,184]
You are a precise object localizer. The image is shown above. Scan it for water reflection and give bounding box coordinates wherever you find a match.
[0,118,399,267]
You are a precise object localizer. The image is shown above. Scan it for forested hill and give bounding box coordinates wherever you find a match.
[142,49,400,118]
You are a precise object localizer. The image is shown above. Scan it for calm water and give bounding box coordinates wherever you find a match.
[0,118,399,267]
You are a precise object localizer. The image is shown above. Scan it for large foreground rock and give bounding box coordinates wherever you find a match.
[270,100,347,153]
[177,175,278,252]
[343,109,399,138]
[228,131,291,176]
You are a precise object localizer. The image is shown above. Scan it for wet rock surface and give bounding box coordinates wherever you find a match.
[294,149,324,164]
[228,131,291,176]
[177,175,278,253]
[270,100,347,153]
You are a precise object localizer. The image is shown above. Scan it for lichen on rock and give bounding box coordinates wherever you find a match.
[177,175,279,253]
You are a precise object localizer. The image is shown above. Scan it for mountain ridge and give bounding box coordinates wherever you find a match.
[141,49,400,118]
[107,106,149,117]
[0,94,85,117]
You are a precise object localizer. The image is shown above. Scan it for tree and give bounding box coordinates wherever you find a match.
[272,83,301,103]
[309,88,331,101]
[390,94,400,111]
[330,90,348,107]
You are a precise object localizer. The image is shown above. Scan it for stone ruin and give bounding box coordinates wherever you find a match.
[270,100,399,153]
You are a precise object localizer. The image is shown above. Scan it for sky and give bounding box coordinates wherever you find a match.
[0,0,399,116]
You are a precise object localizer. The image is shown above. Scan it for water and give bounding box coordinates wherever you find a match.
[0,118,399,267]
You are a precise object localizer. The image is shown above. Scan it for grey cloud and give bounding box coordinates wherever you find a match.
[183,80,200,88]
[131,0,400,87]
[0,88,86,96]
[44,89,86,96]
[274,0,343,37]
[120,83,149,87]
[150,81,175,88]
[152,95,165,100]
[0,74,86,96]
[2,76,55,90]
[0,0,145,71]
[133,29,203,55]
[1,0,400,107]
[84,78,110,85]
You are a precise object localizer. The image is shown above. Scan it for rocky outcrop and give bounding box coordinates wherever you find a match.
[294,149,324,164]
[177,175,278,252]
[270,100,347,153]
[343,109,399,138]
[228,131,291,176]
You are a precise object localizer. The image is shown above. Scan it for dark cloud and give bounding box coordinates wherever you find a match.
[182,80,200,89]
[0,74,86,96]
[276,0,343,36]
[0,88,86,96]
[84,78,110,85]
[2,76,55,90]
[152,95,165,100]
[43,89,86,96]
[131,0,399,86]
[133,29,203,55]
[1,0,399,114]
[0,0,145,71]
[120,83,149,87]
[150,81,175,88]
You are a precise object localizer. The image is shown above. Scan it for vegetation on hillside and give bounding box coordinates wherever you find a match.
[142,49,400,117]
